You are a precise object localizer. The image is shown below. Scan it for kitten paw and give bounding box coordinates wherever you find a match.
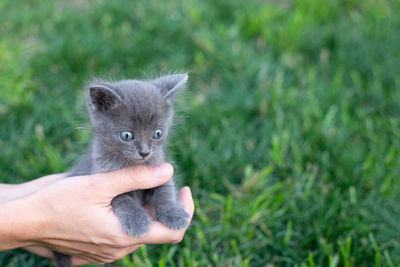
[118,209,152,237]
[156,206,190,230]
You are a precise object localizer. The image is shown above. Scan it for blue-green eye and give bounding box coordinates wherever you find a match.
[153,129,163,139]
[120,131,134,141]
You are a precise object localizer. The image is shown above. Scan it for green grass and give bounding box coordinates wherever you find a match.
[1,0,400,266]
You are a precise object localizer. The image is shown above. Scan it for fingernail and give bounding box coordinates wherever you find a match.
[152,163,173,179]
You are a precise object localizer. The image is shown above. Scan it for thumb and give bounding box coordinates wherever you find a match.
[87,163,173,197]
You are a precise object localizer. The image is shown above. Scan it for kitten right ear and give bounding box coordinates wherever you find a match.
[153,73,188,99]
[88,84,122,112]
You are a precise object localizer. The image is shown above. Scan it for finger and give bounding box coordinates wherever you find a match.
[70,251,108,265]
[71,257,91,266]
[86,163,174,197]
[71,251,119,266]
[178,186,195,221]
[24,245,91,266]
[23,245,124,266]
[127,244,141,253]
[105,244,141,263]
[76,244,140,263]
[24,246,90,266]
[138,187,195,244]
[139,221,184,244]
[24,245,54,258]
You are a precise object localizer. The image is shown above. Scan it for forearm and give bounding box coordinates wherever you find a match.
[0,184,17,204]
[0,184,16,193]
[0,197,39,250]
[0,174,65,204]
[0,184,16,188]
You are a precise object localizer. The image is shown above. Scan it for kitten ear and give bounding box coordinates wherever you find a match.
[153,73,188,99]
[88,83,122,112]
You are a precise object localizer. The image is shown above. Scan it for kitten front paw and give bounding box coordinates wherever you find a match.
[118,209,152,237]
[156,206,190,230]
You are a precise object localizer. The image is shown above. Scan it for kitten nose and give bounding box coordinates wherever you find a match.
[139,151,150,158]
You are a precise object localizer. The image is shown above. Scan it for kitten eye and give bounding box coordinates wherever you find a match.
[153,129,163,139]
[120,131,134,141]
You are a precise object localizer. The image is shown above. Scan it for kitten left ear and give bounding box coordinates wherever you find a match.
[153,73,188,99]
[88,83,123,112]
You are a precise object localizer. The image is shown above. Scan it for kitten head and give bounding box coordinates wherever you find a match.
[87,73,187,164]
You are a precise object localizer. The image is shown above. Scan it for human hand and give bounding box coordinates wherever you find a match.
[0,164,194,265]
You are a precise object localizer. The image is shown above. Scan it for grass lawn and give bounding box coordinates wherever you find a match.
[1,0,399,266]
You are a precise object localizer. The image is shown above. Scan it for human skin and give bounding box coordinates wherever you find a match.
[0,163,194,265]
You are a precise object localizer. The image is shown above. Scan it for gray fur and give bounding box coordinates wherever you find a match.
[54,74,189,267]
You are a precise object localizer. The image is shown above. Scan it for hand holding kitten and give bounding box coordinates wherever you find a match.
[0,164,194,265]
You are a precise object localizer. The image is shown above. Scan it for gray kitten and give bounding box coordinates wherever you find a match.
[54,74,189,267]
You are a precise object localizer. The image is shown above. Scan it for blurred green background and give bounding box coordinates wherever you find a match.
[1,0,399,266]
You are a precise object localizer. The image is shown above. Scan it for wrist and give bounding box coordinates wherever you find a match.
[0,182,36,204]
[0,174,65,204]
[0,184,16,190]
[0,195,42,250]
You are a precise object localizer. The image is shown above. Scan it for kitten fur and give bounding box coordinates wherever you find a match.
[54,74,189,267]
